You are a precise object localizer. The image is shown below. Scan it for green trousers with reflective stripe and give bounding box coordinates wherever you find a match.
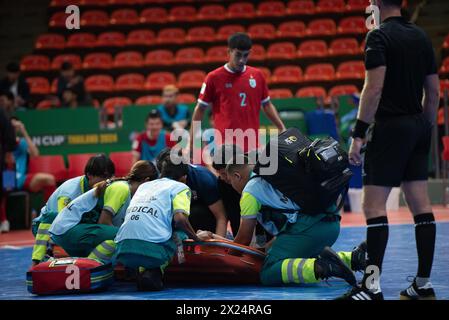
[260,214,352,286]
[88,240,117,263]
[31,212,58,263]
[51,223,118,259]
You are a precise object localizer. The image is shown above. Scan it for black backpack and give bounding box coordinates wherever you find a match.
[253,127,352,215]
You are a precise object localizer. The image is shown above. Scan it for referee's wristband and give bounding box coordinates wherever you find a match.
[352,119,370,139]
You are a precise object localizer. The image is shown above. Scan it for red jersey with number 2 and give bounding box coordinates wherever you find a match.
[197,65,270,146]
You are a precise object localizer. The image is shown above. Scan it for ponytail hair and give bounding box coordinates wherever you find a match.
[94,160,158,197]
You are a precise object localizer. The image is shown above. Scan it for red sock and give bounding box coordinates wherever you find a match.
[0,196,7,222]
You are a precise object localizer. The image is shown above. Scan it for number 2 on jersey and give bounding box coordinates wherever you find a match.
[239,92,247,107]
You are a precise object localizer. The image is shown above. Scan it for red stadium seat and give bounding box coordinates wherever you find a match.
[66,33,96,48]
[26,77,50,95]
[28,155,67,182]
[440,57,449,74]
[197,4,226,21]
[85,75,114,92]
[35,34,65,50]
[250,44,266,61]
[307,19,337,36]
[81,10,109,27]
[169,6,197,22]
[49,12,69,28]
[110,9,139,25]
[67,153,96,178]
[269,88,293,99]
[328,85,359,97]
[114,51,144,68]
[443,34,449,49]
[441,79,449,97]
[338,16,367,35]
[297,40,328,58]
[271,66,303,84]
[36,99,57,110]
[175,48,204,64]
[205,46,228,63]
[329,38,361,56]
[96,32,126,47]
[177,93,196,104]
[135,95,162,106]
[115,74,145,91]
[258,67,272,83]
[316,0,346,13]
[81,0,109,5]
[51,79,58,94]
[277,21,306,38]
[216,25,246,41]
[267,42,297,60]
[304,64,335,81]
[51,54,82,70]
[248,23,276,40]
[140,7,168,24]
[145,72,177,91]
[346,0,370,12]
[145,50,175,66]
[227,2,256,19]
[186,27,215,43]
[126,30,156,46]
[287,0,315,15]
[157,28,186,45]
[336,61,365,80]
[83,53,113,69]
[103,97,133,115]
[257,1,286,17]
[296,86,327,98]
[21,55,50,71]
[109,152,133,177]
[178,70,206,89]
[50,0,80,8]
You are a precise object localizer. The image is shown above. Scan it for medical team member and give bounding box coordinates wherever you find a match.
[49,160,158,263]
[115,155,205,291]
[31,154,115,266]
[223,157,367,287]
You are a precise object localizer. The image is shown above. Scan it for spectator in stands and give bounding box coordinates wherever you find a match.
[11,117,56,200]
[60,87,79,108]
[0,106,16,233]
[132,109,177,164]
[56,62,90,106]
[157,85,190,131]
[0,62,30,109]
[0,90,15,117]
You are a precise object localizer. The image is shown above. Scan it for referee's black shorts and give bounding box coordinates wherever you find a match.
[363,113,432,187]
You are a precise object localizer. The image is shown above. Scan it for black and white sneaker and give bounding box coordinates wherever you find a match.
[316,247,357,286]
[136,268,164,291]
[351,240,367,272]
[400,279,436,300]
[336,286,384,300]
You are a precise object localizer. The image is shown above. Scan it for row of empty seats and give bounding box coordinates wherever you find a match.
[24,40,365,71]
[28,152,134,181]
[26,62,365,95]
[440,56,449,76]
[49,0,370,28]
[37,19,366,51]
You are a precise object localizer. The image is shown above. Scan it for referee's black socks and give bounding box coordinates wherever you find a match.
[414,213,436,287]
[362,216,389,292]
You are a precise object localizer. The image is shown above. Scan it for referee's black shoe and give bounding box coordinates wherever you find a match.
[400,279,436,300]
[351,240,367,272]
[315,247,357,286]
[335,286,384,300]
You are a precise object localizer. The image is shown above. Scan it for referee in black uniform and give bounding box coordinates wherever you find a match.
[338,0,440,300]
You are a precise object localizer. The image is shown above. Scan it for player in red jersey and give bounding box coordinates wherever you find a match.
[190,33,285,155]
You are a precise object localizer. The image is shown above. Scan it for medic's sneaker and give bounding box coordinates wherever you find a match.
[0,220,10,233]
[316,247,357,286]
[400,280,436,300]
[336,286,384,300]
[351,240,367,272]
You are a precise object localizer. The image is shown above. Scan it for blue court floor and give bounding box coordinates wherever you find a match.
[1,223,448,300]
